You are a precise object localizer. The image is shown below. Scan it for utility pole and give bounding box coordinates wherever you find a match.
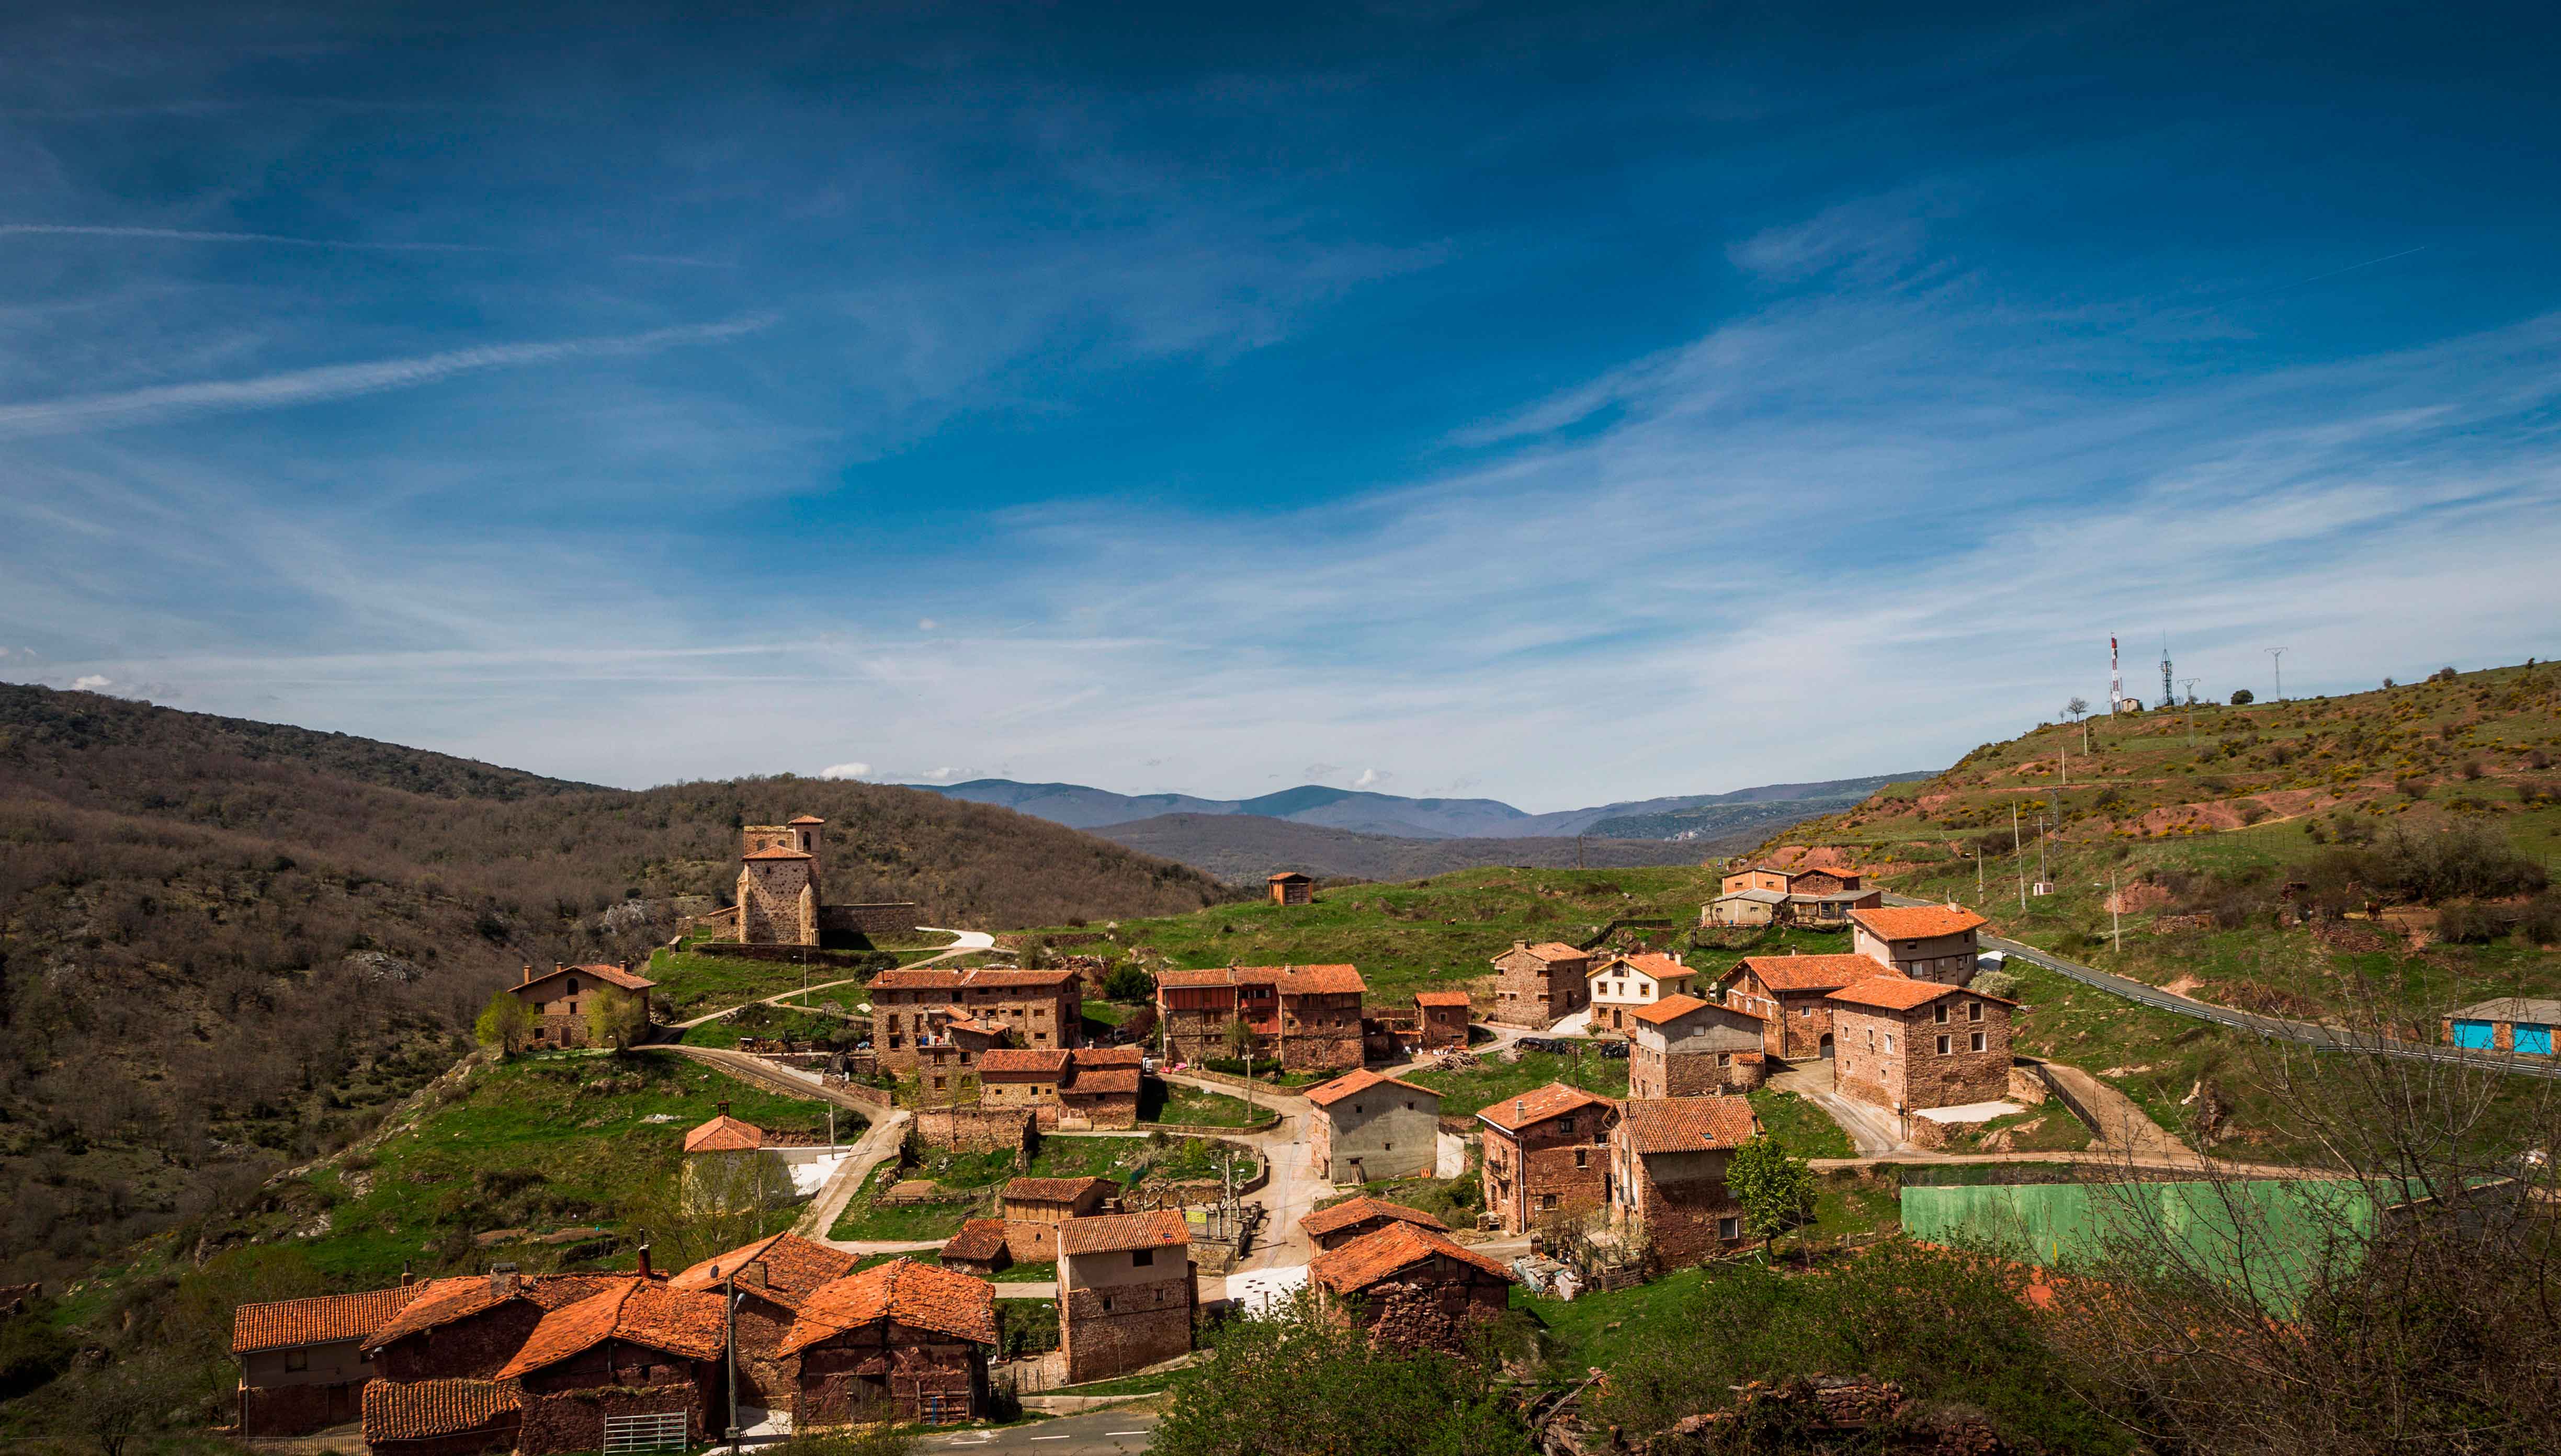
[2109,866,2123,953]
[2012,803,2025,912]
[2181,678,2202,744]
[2266,647,2287,702]
[2060,747,2068,786]
[1975,847,1983,901]
[722,1269,741,1453]
[2037,813,2049,891]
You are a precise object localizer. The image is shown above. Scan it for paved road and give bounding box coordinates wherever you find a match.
[932,1408,1162,1455]
[1882,893,2561,1081]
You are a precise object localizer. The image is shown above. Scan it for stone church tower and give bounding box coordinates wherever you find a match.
[735,815,827,945]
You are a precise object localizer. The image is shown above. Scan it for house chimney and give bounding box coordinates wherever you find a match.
[1514,1098,1525,1120]
[489,1263,518,1295]
[743,1259,767,1289]
[1513,940,1527,951]
[400,1264,413,1287]
[635,1245,652,1279]
[554,962,565,974]
[717,1100,730,1117]
[520,965,533,984]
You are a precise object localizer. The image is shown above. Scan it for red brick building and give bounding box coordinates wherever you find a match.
[867,966,1083,1069]
[1848,904,1989,986]
[1828,976,2016,1114]
[1056,1212,1196,1383]
[231,1284,425,1436]
[1153,964,1366,1071]
[1715,953,1880,1060]
[1476,1083,1619,1234]
[1267,871,1314,905]
[779,1259,997,1427]
[665,1233,857,1408]
[493,1282,729,1456]
[508,962,656,1049]
[1413,990,1472,1050]
[1297,1196,1451,1253]
[1488,942,1592,1028]
[1627,994,1766,1098]
[1607,1098,1760,1266]
[1307,1221,1514,1354]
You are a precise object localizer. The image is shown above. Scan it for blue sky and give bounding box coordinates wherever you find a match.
[6,2,2560,809]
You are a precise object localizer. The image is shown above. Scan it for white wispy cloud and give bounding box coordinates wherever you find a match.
[0,316,774,439]
[819,762,871,780]
[0,223,502,253]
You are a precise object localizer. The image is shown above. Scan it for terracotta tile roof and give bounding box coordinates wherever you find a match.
[1851,904,1988,940]
[1304,1067,1437,1109]
[869,967,966,989]
[517,962,655,995]
[1003,1176,1115,1206]
[1276,963,1366,995]
[978,1048,1071,1076]
[1829,975,2016,1013]
[363,1275,630,1351]
[1592,952,1694,982]
[1309,1221,1512,1293]
[1056,1210,1189,1258]
[1062,1068,1140,1095]
[1154,966,1254,989]
[667,1234,856,1302]
[1413,990,1472,1007]
[1727,954,1884,994]
[1267,871,1311,882]
[233,1286,422,1354]
[493,1283,726,1380]
[742,846,815,860]
[943,1014,992,1036]
[1618,1097,1760,1154]
[939,1220,1011,1264]
[787,815,826,825]
[779,1259,997,1353]
[1298,1196,1449,1240]
[1476,1082,1617,1134]
[362,1379,519,1443]
[1071,1046,1144,1068]
[1632,993,1729,1027]
[953,968,1080,989]
[683,1114,766,1153]
[1500,942,1589,963]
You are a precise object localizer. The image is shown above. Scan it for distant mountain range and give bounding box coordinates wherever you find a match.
[908,772,1929,841]
[1086,813,1746,884]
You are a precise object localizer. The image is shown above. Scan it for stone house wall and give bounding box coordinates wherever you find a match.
[795,1325,984,1427]
[1325,1263,1512,1354]
[1489,947,1590,1028]
[1313,1094,1439,1182]
[1277,991,1365,1071]
[516,1382,701,1456]
[916,1106,1035,1156]
[1057,1278,1194,1384]
[1480,1108,1615,1235]
[739,859,817,947]
[1610,1141,1741,1267]
[238,1377,366,1438]
[1831,999,2011,1112]
[372,1304,548,1381]
[1850,925,1980,986]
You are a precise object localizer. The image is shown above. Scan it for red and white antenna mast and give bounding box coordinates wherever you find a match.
[2110,636,2123,713]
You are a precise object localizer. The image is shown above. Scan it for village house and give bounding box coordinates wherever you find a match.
[1056,1211,1197,1383]
[974,1047,1140,1129]
[493,1282,729,1456]
[1304,1068,1442,1183]
[1413,990,1473,1051]
[1705,862,1880,928]
[507,961,656,1048]
[866,966,1083,1069]
[1585,952,1698,1034]
[1715,953,1880,1060]
[1307,1221,1515,1355]
[1627,995,1766,1098]
[2445,996,2560,1055]
[364,1269,638,1384]
[231,1284,425,1436]
[1477,1083,1619,1235]
[360,1377,520,1456]
[1848,904,1989,985]
[1153,964,1367,1071]
[779,1259,998,1428]
[937,1221,1012,1278]
[999,1177,1119,1258]
[1828,975,2017,1116]
[1267,870,1315,905]
[1488,941,1593,1028]
[1297,1196,1452,1253]
[1607,1097,1761,1266]
[665,1234,857,1410]
[976,1047,1071,1120]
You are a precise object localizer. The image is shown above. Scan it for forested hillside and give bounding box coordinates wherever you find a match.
[0,686,1227,1286]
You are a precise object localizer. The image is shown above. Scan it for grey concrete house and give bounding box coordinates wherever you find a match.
[1305,1068,1441,1182]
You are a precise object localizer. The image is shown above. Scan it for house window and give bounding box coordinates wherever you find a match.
[1971,1031,1987,1053]
[1936,1036,1951,1055]
[1969,1001,1984,1021]
[1885,1033,1897,1053]
[566,976,580,995]
[1132,1248,1154,1267]
[1934,1004,1949,1025]
[1574,1148,1588,1168]
[1540,1193,1559,1210]
[1718,1216,1741,1241]
[1102,1296,1115,1312]
[1559,1117,1574,1135]
[932,1075,947,1090]
[1717,1052,1732,1067]
[285,1349,308,1372]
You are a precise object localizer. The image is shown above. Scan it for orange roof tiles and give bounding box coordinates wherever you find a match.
[493,1283,726,1380]
[363,1275,628,1352]
[1304,1068,1437,1109]
[683,1114,765,1153]
[1632,993,1730,1026]
[1003,1176,1115,1206]
[1413,990,1472,1007]
[786,815,826,825]
[1476,1082,1617,1134]
[1267,871,1311,882]
[1062,1068,1140,1095]
[1502,942,1589,963]
[978,1048,1071,1076]
[1056,1210,1189,1258]
[1828,975,2015,1013]
[1153,964,1366,995]
[362,1379,518,1442]
[518,962,655,994]
[1071,1046,1144,1068]
[1593,952,1694,981]
[1618,1097,1760,1154]
[742,846,816,860]
[667,1233,855,1302]
[1309,1221,1512,1293]
[1850,904,1988,940]
[869,966,1076,991]
[1728,954,1884,994]
[939,1220,1011,1264]
[1297,1196,1449,1241]
[233,1286,422,1354]
[779,1259,997,1353]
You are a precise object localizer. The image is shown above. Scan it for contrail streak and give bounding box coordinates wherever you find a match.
[0,223,500,253]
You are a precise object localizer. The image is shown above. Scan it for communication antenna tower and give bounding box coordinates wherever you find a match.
[2110,636,2124,713]
[2158,640,2174,710]
[2265,647,2287,701]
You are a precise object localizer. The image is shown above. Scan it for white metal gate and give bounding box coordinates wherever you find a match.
[603,1412,689,1453]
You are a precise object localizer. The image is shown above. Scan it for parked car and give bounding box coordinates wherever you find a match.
[1597,1041,1629,1059]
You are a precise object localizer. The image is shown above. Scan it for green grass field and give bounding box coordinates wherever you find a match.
[829,1134,1262,1241]
[1406,1046,1628,1115]
[1746,1088,1854,1159]
[1138,1082,1265,1127]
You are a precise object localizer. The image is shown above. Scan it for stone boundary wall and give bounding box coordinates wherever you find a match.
[1577,917,1680,951]
[691,942,885,966]
[917,1106,1036,1155]
[818,903,923,935]
[1143,1113,1281,1136]
[820,1077,896,1110]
